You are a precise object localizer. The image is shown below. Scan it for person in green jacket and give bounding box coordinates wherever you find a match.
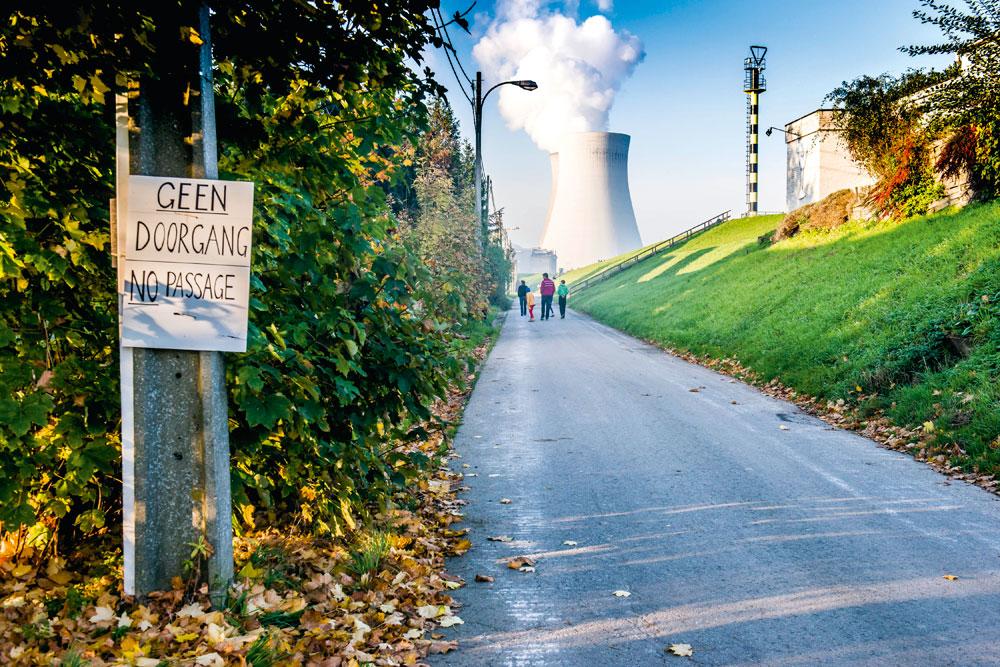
[557,280,569,319]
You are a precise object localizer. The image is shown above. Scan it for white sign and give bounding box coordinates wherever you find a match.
[121,175,254,352]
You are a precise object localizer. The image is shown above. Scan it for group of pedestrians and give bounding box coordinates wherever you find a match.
[516,272,569,321]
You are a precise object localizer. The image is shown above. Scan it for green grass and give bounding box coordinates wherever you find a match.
[560,215,782,286]
[348,530,392,577]
[573,204,1000,475]
[560,244,656,284]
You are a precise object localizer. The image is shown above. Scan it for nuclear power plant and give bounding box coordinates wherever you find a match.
[540,131,642,270]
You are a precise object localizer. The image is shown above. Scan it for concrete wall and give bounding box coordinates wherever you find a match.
[785,109,875,213]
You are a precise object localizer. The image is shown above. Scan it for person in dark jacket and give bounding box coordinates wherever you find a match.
[516,280,530,316]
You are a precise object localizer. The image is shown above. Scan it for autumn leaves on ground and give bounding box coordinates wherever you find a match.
[1,341,491,666]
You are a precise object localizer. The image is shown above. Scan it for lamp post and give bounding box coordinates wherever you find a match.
[765,126,801,138]
[473,71,537,245]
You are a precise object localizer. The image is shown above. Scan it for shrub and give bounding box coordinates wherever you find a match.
[0,3,479,553]
[775,189,858,240]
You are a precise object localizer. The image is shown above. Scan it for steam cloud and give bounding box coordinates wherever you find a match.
[473,0,644,153]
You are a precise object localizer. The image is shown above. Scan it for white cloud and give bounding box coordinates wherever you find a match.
[473,0,644,153]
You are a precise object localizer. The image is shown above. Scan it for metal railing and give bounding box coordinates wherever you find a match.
[571,210,732,294]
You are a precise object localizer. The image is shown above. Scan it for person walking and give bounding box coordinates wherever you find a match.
[539,273,555,321]
[557,279,569,319]
[516,280,530,317]
[526,289,536,321]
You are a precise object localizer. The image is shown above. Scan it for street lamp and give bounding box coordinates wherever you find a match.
[473,71,537,245]
[764,126,801,138]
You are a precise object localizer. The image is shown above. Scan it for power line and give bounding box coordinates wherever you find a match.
[434,6,475,88]
[431,7,474,106]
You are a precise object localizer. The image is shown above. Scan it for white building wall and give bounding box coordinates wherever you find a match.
[514,247,557,276]
[785,109,875,212]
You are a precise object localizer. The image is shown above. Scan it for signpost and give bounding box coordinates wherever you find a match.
[117,4,240,602]
[122,176,253,352]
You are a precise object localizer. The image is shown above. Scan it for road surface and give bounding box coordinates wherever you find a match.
[436,307,1000,666]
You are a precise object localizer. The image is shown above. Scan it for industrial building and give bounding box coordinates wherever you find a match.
[513,246,557,277]
[782,109,875,213]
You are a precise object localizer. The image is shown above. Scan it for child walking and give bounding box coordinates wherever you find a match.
[526,290,536,321]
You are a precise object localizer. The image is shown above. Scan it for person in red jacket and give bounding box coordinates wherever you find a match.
[539,273,556,321]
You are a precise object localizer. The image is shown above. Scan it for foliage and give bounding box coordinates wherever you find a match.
[903,0,1000,196]
[826,70,948,217]
[398,98,508,317]
[484,225,514,308]
[936,123,979,180]
[0,1,485,551]
[572,205,1000,480]
[827,1,1000,211]
[0,380,483,662]
[217,73,473,536]
[0,21,121,550]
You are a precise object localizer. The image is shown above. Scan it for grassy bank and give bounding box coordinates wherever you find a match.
[571,205,1000,476]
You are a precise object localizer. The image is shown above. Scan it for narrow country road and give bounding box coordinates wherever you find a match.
[436,306,1000,666]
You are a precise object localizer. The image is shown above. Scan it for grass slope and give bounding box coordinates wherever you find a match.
[563,215,783,286]
[559,242,657,284]
[572,205,1000,475]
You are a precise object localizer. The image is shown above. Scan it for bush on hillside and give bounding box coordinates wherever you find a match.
[904,1,1000,198]
[775,189,861,240]
[826,2,1000,215]
[827,71,948,218]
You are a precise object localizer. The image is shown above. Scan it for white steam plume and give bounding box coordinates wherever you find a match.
[473,0,643,153]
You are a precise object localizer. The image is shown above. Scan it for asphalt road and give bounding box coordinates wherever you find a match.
[435,306,1000,666]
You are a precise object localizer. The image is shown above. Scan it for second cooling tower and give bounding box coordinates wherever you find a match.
[541,131,642,270]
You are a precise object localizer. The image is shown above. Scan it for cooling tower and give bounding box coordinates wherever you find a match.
[540,132,642,270]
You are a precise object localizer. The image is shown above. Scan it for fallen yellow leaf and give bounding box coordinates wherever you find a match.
[450,538,472,555]
[506,556,536,570]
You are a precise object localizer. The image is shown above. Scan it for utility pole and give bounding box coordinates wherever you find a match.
[473,72,485,247]
[471,72,538,247]
[125,3,233,601]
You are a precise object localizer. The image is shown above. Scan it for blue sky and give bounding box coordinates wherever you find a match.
[432,0,953,248]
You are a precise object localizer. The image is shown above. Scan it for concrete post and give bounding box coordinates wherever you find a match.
[128,4,232,601]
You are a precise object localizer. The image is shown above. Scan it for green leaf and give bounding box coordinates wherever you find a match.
[238,365,265,392]
[243,394,293,429]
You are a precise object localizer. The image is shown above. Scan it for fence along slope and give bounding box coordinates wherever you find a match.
[571,210,731,294]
